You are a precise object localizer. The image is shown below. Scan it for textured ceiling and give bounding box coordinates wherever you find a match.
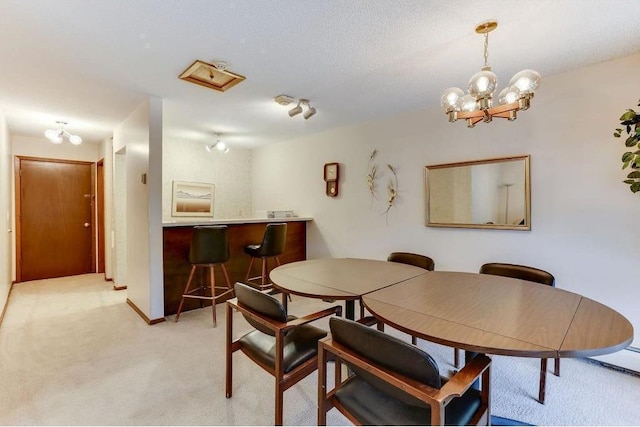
[2,0,640,148]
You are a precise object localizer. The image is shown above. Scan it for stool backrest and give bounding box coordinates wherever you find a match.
[387,252,435,271]
[189,225,230,265]
[479,262,555,287]
[258,223,287,257]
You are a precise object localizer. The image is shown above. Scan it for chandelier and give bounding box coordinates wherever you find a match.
[440,21,541,128]
[206,133,229,153]
[44,121,82,145]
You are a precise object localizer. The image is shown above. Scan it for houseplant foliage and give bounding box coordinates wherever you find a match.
[613,99,640,193]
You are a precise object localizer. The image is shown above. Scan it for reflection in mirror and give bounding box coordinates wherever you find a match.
[425,155,530,230]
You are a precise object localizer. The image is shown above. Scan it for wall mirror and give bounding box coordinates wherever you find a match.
[425,155,530,230]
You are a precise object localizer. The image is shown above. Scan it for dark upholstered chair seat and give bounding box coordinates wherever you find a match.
[239,318,327,374]
[335,376,482,426]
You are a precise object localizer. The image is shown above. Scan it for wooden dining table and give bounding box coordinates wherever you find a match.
[270,258,634,359]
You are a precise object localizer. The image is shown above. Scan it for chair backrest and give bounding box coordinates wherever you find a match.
[234,282,287,335]
[329,317,441,406]
[387,252,435,271]
[258,223,287,257]
[189,225,230,264]
[479,262,555,287]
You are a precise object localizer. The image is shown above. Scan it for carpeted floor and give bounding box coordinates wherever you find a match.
[0,274,638,425]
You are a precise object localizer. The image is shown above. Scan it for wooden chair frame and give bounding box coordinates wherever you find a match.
[226,298,342,425]
[318,337,492,426]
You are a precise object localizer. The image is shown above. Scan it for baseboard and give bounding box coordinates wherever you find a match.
[0,281,15,328]
[126,298,166,325]
[584,347,640,378]
[113,285,127,291]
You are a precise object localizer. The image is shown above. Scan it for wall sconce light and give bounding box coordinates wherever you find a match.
[275,95,317,120]
[44,121,82,145]
[205,133,230,153]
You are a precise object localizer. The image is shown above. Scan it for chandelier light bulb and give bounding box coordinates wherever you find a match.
[216,141,227,152]
[498,86,520,105]
[51,135,63,144]
[460,94,479,112]
[44,129,58,139]
[440,87,464,111]
[509,69,541,95]
[468,69,497,97]
[69,135,82,145]
[288,103,302,117]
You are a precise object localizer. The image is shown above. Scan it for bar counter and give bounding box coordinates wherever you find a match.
[162,217,312,316]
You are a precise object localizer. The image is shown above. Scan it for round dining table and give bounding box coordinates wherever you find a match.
[270,258,633,359]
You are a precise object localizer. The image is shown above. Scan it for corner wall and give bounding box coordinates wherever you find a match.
[113,97,164,322]
[0,110,11,322]
[252,53,640,367]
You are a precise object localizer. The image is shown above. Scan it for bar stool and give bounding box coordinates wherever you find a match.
[175,225,233,327]
[243,222,287,292]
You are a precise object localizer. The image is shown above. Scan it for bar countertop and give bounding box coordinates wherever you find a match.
[163,217,313,227]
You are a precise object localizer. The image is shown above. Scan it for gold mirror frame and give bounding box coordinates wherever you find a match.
[425,155,531,230]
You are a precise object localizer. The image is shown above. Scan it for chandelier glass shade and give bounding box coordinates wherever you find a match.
[44,121,82,145]
[206,133,230,153]
[441,21,541,128]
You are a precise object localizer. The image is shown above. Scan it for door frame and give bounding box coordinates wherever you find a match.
[14,156,96,282]
[97,159,105,275]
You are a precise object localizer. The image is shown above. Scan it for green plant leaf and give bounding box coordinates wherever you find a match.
[623,179,635,184]
[620,110,636,121]
[627,171,640,179]
[622,152,634,162]
[626,136,637,147]
[632,181,640,193]
[623,160,630,169]
[614,133,620,138]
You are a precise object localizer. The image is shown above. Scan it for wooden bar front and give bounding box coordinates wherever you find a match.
[162,219,309,316]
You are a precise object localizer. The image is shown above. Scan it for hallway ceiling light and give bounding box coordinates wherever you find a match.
[440,21,541,128]
[206,133,230,153]
[44,121,82,145]
[274,95,317,120]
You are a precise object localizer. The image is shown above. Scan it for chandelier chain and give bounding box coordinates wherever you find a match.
[483,31,489,68]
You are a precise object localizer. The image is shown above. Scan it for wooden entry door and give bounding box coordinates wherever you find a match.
[16,157,94,281]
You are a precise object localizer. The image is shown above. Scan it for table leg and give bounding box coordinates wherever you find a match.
[345,300,355,320]
[465,350,481,390]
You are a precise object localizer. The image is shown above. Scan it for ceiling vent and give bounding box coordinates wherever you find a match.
[179,59,245,92]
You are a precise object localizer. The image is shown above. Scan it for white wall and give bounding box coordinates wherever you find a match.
[0,110,11,320]
[253,54,640,363]
[162,138,252,221]
[113,97,164,321]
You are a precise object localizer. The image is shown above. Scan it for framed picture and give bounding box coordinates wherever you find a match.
[171,181,215,217]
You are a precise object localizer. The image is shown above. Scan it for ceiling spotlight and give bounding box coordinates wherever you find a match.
[44,121,82,145]
[206,133,230,154]
[303,105,316,120]
[288,101,303,117]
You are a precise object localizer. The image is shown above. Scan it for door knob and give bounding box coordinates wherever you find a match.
[84,223,90,228]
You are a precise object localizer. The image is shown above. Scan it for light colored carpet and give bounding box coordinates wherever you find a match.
[0,274,638,425]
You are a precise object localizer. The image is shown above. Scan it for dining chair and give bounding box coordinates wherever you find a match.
[226,282,342,425]
[318,317,492,426]
[479,262,557,404]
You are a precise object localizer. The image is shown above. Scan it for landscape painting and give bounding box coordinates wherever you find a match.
[171,181,214,217]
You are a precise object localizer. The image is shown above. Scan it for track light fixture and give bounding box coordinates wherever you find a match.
[44,121,82,145]
[274,95,317,120]
[205,133,230,154]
